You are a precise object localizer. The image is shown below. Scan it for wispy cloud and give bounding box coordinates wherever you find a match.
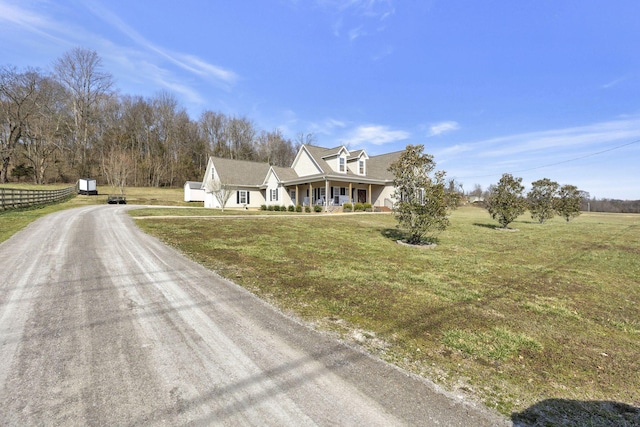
[428,121,460,137]
[343,124,410,146]
[601,75,628,89]
[436,115,640,187]
[0,0,237,103]
[83,1,237,87]
[317,118,347,132]
[0,1,77,46]
[317,0,396,40]
[477,117,640,158]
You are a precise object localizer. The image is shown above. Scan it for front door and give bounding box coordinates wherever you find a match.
[357,189,367,203]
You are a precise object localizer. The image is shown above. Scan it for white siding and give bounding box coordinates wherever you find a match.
[373,184,396,207]
[293,149,322,176]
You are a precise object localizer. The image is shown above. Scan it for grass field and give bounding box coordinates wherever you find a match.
[134,206,640,422]
[2,186,638,423]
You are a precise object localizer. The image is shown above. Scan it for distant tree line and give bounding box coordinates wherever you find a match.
[582,198,640,214]
[1,47,306,187]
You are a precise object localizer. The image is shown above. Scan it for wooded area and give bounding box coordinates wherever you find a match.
[1,48,302,188]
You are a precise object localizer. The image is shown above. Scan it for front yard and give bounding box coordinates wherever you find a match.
[134,206,640,421]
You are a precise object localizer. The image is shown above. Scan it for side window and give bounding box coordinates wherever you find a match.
[237,190,249,204]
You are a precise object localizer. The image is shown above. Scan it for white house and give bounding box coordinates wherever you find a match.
[201,144,402,210]
[183,181,205,202]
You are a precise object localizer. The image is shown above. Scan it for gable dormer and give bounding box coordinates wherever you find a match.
[337,151,347,173]
[320,146,350,174]
[347,150,369,176]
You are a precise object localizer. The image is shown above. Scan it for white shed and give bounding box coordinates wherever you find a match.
[78,178,98,195]
[184,181,205,202]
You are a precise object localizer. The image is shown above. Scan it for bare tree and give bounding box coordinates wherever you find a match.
[199,110,229,157]
[0,66,44,183]
[256,129,296,167]
[102,147,132,196]
[295,132,316,148]
[54,47,113,177]
[205,179,236,212]
[21,76,69,184]
[227,116,256,160]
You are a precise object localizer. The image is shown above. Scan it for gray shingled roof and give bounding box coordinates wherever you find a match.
[303,145,342,173]
[211,157,271,186]
[303,144,401,182]
[272,166,299,182]
[359,150,403,181]
[208,145,402,187]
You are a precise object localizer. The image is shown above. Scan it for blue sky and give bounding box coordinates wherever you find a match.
[2,0,639,199]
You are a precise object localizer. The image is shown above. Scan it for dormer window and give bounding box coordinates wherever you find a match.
[358,159,365,175]
[339,156,346,173]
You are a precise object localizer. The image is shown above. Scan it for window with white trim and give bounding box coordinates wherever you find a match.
[237,190,249,204]
[270,188,278,202]
[358,159,365,175]
[338,156,346,173]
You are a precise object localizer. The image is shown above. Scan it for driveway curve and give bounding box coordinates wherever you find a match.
[0,205,509,426]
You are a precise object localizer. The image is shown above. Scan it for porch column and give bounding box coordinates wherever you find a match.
[325,180,330,212]
[308,183,312,206]
[368,184,372,205]
[295,185,299,206]
[348,183,353,203]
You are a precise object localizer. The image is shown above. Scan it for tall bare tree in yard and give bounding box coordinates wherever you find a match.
[528,178,559,223]
[486,173,526,228]
[54,47,113,178]
[102,147,131,196]
[205,179,236,212]
[0,67,44,183]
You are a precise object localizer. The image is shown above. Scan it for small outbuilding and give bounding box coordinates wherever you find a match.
[78,178,98,195]
[184,181,205,202]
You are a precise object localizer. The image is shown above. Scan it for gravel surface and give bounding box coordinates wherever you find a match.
[0,205,510,426]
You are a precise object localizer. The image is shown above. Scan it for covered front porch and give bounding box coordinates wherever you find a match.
[284,179,389,210]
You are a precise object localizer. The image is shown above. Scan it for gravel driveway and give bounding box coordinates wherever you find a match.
[0,205,509,426]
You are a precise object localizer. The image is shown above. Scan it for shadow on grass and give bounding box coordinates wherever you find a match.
[381,228,407,241]
[512,399,639,426]
[473,222,499,230]
[380,228,440,245]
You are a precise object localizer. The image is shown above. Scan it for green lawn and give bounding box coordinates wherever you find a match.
[2,189,638,422]
[135,207,640,418]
